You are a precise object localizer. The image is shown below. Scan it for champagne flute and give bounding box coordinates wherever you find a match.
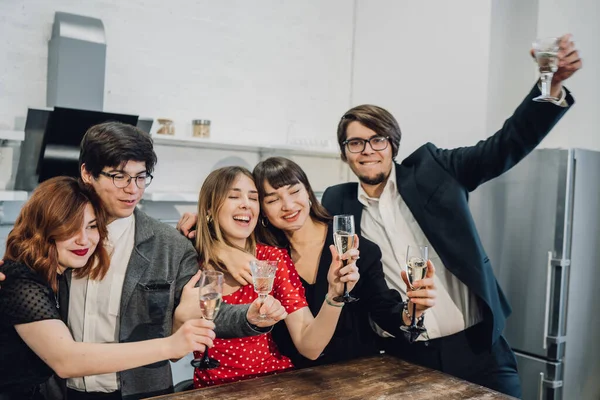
[400,245,428,341]
[190,270,224,369]
[532,37,560,102]
[332,214,359,303]
[250,260,277,321]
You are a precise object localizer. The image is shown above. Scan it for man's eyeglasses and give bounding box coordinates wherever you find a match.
[342,136,390,153]
[99,171,153,189]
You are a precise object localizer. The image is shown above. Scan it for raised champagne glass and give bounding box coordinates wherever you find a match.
[332,214,359,303]
[190,270,224,369]
[400,245,428,341]
[250,260,277,321]
[532,37,560,102]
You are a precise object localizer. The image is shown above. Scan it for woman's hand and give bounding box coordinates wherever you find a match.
[247,295,288,327]
[216,242,255,286]
[401,260,437,319]
[326,235,360,299]
[166,319,215,359]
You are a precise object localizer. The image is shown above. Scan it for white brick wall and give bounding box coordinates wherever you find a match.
[0,0,354,145]
[1,0,598,259]
[1,0,597,150]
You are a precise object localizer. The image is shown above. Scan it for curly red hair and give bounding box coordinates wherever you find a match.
[4,176,110,292]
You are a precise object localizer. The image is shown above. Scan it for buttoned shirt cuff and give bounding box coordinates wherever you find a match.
[537,83,568,107]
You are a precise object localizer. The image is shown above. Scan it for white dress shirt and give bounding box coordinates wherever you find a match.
[359,163,482,340]
[67,214,136,393]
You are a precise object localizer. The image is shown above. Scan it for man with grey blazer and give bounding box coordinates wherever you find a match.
[49,121,285,400]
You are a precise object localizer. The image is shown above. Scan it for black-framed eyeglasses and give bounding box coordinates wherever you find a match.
[342,136,390,153]
[99,171,153,189]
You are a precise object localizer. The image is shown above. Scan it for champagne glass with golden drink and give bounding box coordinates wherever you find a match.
[332,214,359,303]
[400,245,428,340]
[532,37,560,102]
[190,270,224,369]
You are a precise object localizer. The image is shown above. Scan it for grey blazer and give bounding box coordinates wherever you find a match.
[59,209,261,399]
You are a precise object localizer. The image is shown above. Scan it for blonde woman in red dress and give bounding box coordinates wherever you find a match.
[186,166,360,387]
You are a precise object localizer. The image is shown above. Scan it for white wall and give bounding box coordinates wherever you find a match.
[536,0,600,150]
[0,0,598,208]
[486,0,600,152]
[352,0,493,160]
[0,0,353,147]
[1,1,598,151]
[486,0,540,135]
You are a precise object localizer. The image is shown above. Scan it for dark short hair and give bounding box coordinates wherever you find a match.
[336,104,402,161]
[253,157,331,248]
[79,121,157,177]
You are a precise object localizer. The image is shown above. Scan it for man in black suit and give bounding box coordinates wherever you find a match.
[321,34,581,397]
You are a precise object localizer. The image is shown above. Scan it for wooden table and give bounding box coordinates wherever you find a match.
[149,355,516,400]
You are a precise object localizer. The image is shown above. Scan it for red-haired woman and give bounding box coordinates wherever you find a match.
[0,177,215,400]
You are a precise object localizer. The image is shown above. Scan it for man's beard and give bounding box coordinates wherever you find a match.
[358,172,387,186]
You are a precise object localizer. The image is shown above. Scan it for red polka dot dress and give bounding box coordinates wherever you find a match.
[193,244,308,388]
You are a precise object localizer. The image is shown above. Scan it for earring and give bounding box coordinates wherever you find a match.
[309,200,313,207]
[261,216,269,228]
[206,215,213,224]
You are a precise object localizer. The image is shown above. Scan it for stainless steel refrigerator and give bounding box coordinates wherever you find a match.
[469,148,600,400]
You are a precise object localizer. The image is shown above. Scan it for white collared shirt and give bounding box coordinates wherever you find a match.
[359,164,482,339]
[67,214,136,392]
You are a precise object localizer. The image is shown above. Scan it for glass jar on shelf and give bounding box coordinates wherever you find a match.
[156,118,175,135]
[192,119,211,138]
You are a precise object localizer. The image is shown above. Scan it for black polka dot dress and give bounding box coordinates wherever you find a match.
[0,260,61,395]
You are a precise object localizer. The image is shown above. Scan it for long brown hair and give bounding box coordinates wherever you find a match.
[4,176,110,292]
[195,167,257,273]
[252,157,331,248]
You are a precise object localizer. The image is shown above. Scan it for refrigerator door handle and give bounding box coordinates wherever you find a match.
[538,372,564,400]
[543,252,569,351]
[543,252,552,350]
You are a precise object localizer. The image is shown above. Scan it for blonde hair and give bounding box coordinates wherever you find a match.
[195,166,257,272]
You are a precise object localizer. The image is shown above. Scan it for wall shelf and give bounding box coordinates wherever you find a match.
[0,191,28,201]
[0,130,25,142]
[142,191,198,203]
[152,135,341,159]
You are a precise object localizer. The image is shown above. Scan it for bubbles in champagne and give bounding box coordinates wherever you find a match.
[199,292,222,320]
[250,260,277,298]
[253,276,274,295]
[406,257,427,289]
[536,51,559,73]
[334,231,354,255]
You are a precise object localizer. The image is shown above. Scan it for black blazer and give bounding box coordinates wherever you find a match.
[322,85,573,345]
[271,223,405,368]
